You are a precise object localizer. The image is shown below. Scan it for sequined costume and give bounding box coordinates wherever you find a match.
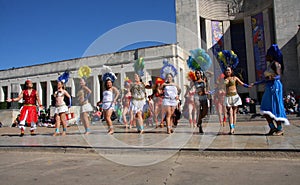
[77,89,93,113]
[130,83,146,114]
[19,89,38,126]
[224,78,242,107]
[102,90,115,110]
[163,85,178,107]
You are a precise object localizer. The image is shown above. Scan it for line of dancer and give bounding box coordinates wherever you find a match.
[7,45,290,137]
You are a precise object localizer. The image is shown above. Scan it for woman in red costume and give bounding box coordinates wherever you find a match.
[7,79,42,136]
[152,77,165,128]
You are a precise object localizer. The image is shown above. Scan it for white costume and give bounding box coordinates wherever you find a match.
[54,91,69,114]
[163,85,178,107]
[130,83,146,114]
[102,90,115,110]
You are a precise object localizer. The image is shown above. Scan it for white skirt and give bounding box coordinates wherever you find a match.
[130,99,145,114]
[102,102,114,110]
[81,103,94,113]
[224,94,242,107]
[162,98,177,107]
[55,105,69,114]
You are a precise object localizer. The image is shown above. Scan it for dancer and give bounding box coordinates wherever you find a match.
[183,71,197,127]
[130,57,150,134]
[121,77,132,128]
[217,50,251,134]
[160,59,181,134]
[77,65,94,135]
[7,79,43,136]
[53,71,72,136]
[130,73,147,134]
[193,70,209,133]
[101,66,120,135]
[253,44,290,135]
[186,48,212,133]
[214,74,227,127]
[152,77,165,128]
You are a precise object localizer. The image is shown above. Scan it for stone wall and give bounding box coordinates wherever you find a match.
[274,0,300,95]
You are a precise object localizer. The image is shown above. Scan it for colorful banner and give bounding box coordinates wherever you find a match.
[251,13,266,81]
[211,21,224,82]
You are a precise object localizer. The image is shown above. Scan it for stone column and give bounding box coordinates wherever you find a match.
[223,20,232,50]
[36,82,43,106]
[244,16,258,100]
[10,83,19,109]
[0,86,4,102]
[46,81,53,107]
[93,75,100,105]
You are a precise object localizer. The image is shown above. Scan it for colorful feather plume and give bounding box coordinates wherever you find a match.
[155,77,165,85]
[187,48,212,72]
[160,59,178,80]
[133,57,145,77]
[266,44,284,73]
[58,70,70,84]
[78,65,92,79]
[101,65,117,83]
[124,76,132,86]
[217,50,239,72]
[187,71,196,81]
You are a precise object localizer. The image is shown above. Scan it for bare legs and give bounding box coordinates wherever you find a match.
[122,106,130,128]
[188,102,197,127]
[81,112,90,135]
[226,106,238,134]
[104,109,114,134]
[165,106,176,134]
[53,113,67,136]
[216,102,226,127]
[135,111,144,134]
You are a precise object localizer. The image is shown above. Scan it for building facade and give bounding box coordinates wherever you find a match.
[0,44,189,108]
[176,0,300,101]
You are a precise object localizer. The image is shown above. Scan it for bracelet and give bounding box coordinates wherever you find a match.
[243,84,250,88]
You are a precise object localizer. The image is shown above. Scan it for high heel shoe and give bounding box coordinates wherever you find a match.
[273,130,284,136]
[266,128,277,135]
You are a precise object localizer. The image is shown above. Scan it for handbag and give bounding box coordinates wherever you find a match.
[110,111,117,121]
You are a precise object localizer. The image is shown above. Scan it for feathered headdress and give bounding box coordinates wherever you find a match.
[187,48,212,72]
[101,65,117,83]
[58,70,70,84]
[78,65,92,79]
[155,77,165,85]
[160,59,178,80]
[187,71,196,81]
[266,44,284,73]
[124,77,132,86]
[133,57,145,77]
[217,50,239,73]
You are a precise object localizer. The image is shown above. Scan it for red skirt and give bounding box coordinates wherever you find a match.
[19,105,38,126]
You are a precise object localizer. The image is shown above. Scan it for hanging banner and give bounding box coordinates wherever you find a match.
[211,21,224,82]
[251,13,266,81]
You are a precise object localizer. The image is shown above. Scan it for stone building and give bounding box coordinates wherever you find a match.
[176,0,300,101]
[0,0,299,110]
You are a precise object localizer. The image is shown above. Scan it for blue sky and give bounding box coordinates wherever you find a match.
[0,0,176,70]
